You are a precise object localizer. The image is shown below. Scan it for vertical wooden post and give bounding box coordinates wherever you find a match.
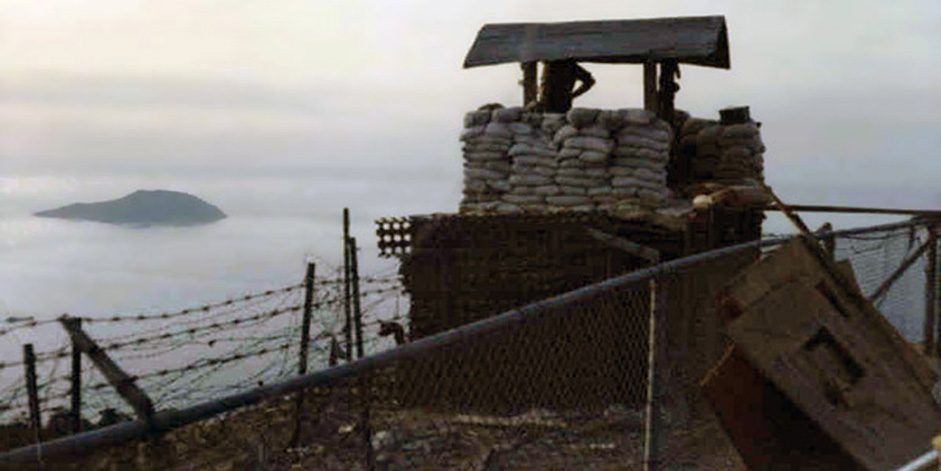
[350,238,364,360]
[925,225,938,356]
[291,262,317,448]
[644,61,658,113]
[298,263,316,375]
[521,62,538,106]
[70,318,83,434]
[23,344,42,443]
[657,60,679,125]
[348,236,375,470]
[643,277,667,471]
[60,318,155,423]
[343,208,353,362]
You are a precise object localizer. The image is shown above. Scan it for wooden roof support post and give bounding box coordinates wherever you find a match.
[521,62,538,107]
[657,60,679,124]
[60,316,156,424]
[644,61,658,114]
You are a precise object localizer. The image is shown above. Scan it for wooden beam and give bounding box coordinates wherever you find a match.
[521,62,538,106]
[60,317,155,423]
[585,227,660,263]
[766,204,941,216]
[643,61,658,113]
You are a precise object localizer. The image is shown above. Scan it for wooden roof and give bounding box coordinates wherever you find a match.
[463,16,730,69]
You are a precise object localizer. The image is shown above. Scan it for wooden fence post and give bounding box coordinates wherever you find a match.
[291,262,316,448]
[350,237,364,360]
[348,236,375,470]
[60,317,155,424]
[298,263,316,375]
[70,317,83,434]
[343,208,353,362]
[23,344,42,444]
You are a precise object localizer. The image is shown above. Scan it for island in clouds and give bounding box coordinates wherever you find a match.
[35,189,227,226]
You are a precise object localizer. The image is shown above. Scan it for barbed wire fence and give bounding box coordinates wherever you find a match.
[1,218,939,470]
[0,269,405,451]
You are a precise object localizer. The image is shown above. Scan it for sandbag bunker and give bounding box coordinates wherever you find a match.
[460,106,671,214]
[459,105,765,215]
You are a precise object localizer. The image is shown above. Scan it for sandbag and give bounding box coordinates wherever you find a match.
[553,125,579,145]
[502,194,544,205]
[513,155,557,167]
[617,126,670,142]
[564,136,613,153]
[488,179,511,192]
[533,185,562,196]
[495,202,522,213]
[556,175,606,188]
[608,166,637,177]
[618,108,655,125]
[612,147,668,162]
[492,107,522,123]
[559,159,586,169]
[610,156,666,170]
[464,151,507,162]
[615,134,669,151]
[597,110,624,131]
[482,161,512,173]
[721,123,760,139]
[558,148,583,159]
[587,186,613,196]
[511,165,556,177]
[460,126,486,142]
[579,151,608,164]
[558,185,588,196]
[567,108,600,128]
[465,167,506,180]
[484,122,514,138]
[508,122,534,135]
[577,125,612,139]
[634,167,667,184]
[509,174,553,186]
[611,187,638,197]
[546,195,592,207]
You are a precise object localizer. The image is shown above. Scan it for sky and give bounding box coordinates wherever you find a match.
[1,0,940,209]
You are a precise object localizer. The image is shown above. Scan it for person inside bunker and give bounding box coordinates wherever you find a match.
[534,59,596,113]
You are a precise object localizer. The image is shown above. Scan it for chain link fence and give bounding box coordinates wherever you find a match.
[1,218,937,470]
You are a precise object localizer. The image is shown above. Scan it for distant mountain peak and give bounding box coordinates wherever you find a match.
[35,189,227,226]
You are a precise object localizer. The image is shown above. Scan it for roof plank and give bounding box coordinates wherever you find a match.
[463,16,730,69]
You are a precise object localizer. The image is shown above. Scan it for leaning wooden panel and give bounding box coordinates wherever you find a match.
[701,346,861,470]
[724,239,941,470]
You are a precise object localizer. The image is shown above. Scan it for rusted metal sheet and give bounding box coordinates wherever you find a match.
[718,238,941,470]
[463,16,730,69]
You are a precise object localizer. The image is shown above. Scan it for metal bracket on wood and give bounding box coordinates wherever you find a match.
[60,316,156,425]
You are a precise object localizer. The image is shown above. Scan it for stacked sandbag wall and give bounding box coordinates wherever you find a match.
[459,106,672,214]
[677,117,765,186]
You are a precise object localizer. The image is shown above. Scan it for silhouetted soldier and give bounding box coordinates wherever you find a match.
[538,59,596,113]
